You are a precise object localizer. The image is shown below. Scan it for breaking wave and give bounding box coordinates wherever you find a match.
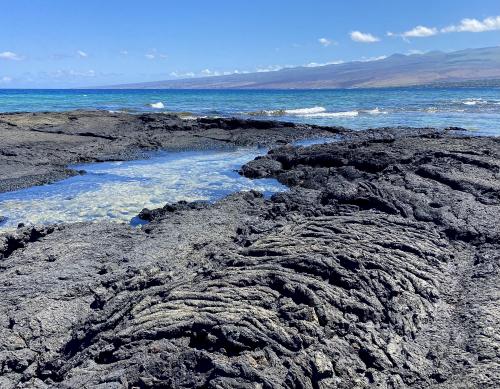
[302,110,359,118]
[285,106,327,115]
[246,106,388,118]
[462,99,487,106]
[363,108,388,115]
[149,102,165,109]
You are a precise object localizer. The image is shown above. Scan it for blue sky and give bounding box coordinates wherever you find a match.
[1,0,499,88]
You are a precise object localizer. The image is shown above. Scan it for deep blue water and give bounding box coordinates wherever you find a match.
[0,88,499,135]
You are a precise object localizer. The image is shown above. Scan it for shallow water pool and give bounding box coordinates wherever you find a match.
[0,148,288,232]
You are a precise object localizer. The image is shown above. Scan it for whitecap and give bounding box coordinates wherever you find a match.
[462,99,486,106]
[247,106,327,116]
[149,102,165,109]
[284,106,327,115]
[302,111,359,118]
[364,108,388,115]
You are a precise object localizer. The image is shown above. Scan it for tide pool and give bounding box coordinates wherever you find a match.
[0,147,288,232]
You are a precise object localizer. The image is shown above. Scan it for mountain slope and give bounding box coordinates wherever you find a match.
[107,46,500,89]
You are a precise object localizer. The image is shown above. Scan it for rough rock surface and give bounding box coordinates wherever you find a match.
[0,125,499,388]
[0,110,342,193]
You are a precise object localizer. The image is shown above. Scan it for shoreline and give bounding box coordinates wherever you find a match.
[0,111,498,387]
[0,110,345,194]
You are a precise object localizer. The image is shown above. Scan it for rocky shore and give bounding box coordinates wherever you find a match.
[0,110,342,193]
[0,112,498,388]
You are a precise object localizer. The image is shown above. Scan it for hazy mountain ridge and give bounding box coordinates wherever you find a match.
[105,47,500,89]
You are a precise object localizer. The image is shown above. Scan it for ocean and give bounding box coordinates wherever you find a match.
[1,87,499,136]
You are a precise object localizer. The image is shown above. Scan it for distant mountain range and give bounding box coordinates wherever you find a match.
[105,46,500,89]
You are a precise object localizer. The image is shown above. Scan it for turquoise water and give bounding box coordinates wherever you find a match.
[0,148,288,232]
[0,88,498,230]
[1,88,499,135]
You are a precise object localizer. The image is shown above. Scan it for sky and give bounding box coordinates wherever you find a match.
[1,0,499,88]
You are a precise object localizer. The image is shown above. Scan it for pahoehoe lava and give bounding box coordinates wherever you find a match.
[0,112,498,388]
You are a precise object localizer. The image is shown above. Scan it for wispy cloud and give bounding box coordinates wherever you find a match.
[0,76,12,83]
[441,16,500,33]
[145,49,168,60]
[201,69,220,76]
[120,50,129,55]
[77,50,88,58]
[318,38,333,47]
[256,64,286,73]
[305,60,344,67]
[388,25,438,38]
[170,71,196,78]
[350,31,380,43]
[359,55,387,62]
[389,15,500,39]
[0,51,23,61]
[169,59,351,80]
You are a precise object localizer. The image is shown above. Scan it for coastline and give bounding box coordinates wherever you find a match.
[0,110,344,194]
[0,111,498,387]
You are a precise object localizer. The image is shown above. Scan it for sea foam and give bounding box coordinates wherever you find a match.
[302,110,359,118]
[463,99,486,106]
[364,108,388,115]
[285,106,327,115]
[149,102,165,109]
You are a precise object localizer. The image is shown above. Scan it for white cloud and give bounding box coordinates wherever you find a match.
[256,64,285,72]
[305,60,344,67]
[201,69,221,76]
[403,26,438,38]
[145,54,156,59]
[389,15,500,40]
[350,31,380,43]
[441,16,500,33]
[0,51,23,60]
[77,50,88,58]
[0,76,12,83]
[318,38,332,47]
[120,50,129,55]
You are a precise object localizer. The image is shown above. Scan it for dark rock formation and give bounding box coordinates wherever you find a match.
[0,110,343,193]
[0,127,498,388]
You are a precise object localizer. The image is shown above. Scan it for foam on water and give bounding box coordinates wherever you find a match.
[149,101,165,109]
[302,110,360,118]
[285,106,327,115]
[0,148,287,232]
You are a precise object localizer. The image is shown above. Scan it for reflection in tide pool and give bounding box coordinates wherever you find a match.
[0,148,287,232]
